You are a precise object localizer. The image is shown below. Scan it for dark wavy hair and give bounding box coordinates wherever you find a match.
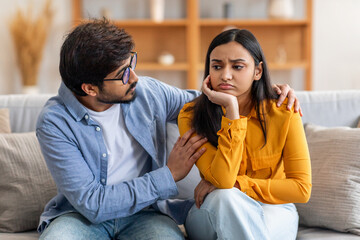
[59,18,134,96]
[189,29,278,147]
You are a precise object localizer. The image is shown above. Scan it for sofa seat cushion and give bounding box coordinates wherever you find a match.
[297,226,360,240]
[0,231,39,240]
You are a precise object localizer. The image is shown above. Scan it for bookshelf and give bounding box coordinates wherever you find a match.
[72,0,312,90]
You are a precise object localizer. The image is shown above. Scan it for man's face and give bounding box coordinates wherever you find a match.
[97,55,139,104]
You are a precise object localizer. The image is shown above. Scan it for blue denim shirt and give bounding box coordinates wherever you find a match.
[36,77,199,232]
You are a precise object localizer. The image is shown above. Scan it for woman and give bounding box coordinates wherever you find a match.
[178,29,311,240]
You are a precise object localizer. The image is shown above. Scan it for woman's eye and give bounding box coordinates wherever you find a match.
[212,65,221,70]
[234,65,244,70]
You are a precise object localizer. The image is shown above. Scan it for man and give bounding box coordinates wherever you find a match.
[37,19,300,239]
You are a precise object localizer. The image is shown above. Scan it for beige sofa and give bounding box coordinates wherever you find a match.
[1,91,360,239]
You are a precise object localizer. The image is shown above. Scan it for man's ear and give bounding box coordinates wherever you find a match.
[254,62,263,81]
[81,83,98,96]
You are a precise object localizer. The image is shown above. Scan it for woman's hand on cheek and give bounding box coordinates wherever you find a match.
[202,75,237,109]
[202,76,240,120]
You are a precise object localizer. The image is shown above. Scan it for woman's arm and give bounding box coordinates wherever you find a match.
[178,105,246,188]
[236,111,312,204]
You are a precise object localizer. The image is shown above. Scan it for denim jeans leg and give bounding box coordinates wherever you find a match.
[185,188,270,240]
[262,203,299,240]
[116,209,184,240]
[39,212,114,240]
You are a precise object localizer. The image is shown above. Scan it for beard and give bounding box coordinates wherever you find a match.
[97,82,137,104]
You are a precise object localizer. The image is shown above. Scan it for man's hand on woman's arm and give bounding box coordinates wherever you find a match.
[272,84,302,116]
[167,129,207,182]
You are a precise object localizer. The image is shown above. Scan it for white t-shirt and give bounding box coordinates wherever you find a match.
[86,104,149,185]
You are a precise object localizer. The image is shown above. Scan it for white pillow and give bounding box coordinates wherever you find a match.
[295,124,360,235]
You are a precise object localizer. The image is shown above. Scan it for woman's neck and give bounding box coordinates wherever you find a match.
[237,93,253,117]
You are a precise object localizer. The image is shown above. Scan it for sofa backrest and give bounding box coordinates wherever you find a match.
[0,94,53,133]
[297,90,360,127]
[2,91,360,133]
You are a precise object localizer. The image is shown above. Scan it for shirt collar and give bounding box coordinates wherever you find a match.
[58,82,89,122]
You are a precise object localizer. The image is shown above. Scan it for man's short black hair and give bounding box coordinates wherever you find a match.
[59,18,134,96]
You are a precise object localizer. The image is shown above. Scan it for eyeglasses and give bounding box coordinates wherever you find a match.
[103,52,137,85]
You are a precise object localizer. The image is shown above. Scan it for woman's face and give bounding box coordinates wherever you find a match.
[209,41,262,99]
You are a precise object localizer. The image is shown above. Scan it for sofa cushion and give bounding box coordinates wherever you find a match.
[0,132,57,233]
[0,108,11,133]
[295,124,360,235]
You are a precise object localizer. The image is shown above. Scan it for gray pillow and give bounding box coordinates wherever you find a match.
[295,124,360,235]
[0,132,57,232]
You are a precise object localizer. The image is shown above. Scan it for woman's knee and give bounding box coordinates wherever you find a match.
[201,188,253,212]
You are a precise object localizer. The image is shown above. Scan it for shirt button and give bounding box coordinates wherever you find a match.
[102,153,107,158]
[101,178,106,183]
[84,115,89,120]
[228,123,231,126]
[96,127,101,131]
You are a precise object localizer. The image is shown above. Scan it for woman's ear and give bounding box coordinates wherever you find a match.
[254,62,263,81]
[81,83,98,96]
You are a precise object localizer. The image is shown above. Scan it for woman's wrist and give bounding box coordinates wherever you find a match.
[225,101,240,120]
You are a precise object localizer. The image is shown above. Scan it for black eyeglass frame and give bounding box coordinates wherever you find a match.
[103,52,137,85]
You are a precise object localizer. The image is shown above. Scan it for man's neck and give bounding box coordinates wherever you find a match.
[75,94,113,112]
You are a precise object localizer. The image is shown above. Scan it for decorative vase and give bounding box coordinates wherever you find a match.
[223,2,233,19]
[22,85,39,95]
[158,52,175,65]
[268,0,294,19]
[150,0,165,22]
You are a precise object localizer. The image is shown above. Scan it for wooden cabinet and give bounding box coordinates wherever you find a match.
[72,0,312,90]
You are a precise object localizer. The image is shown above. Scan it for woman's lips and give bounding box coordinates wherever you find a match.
[218,84,234,90]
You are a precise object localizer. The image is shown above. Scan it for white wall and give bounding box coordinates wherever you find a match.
[0,0,71,94]
[313,0,360,90]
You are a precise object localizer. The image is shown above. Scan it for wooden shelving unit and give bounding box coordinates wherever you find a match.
[72,0,312,90]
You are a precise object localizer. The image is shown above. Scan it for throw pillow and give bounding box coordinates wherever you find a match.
[0,132,57,233]
[0,108,11,133]
[295,124,360,235]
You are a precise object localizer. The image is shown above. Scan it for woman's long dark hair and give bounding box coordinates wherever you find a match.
[189,29,278,147]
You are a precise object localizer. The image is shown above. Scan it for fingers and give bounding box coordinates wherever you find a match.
[202,76,212,97]
[178,128,196,146]
[293,98,302,116]
[189,147,206,165]
[272,84,281,95]
[194,180,216,208]
[286,89,295,110]
[277,92,287,107]
[195,181,206,208]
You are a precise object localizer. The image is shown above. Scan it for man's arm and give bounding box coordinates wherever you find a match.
[37,122,203,224]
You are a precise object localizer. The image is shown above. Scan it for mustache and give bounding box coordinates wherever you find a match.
[126,82,137,95]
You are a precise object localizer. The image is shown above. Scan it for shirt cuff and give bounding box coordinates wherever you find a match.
[237,176,255,198]
[219,116,247,141]
[149,166,178,200]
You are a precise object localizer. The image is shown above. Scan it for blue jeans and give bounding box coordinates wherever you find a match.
[185,188,298,240]
[39,209,184,240]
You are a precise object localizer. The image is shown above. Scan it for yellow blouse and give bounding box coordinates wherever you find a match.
[178,99,312,204]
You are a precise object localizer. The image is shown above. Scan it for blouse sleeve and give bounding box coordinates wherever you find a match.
[178,105,247,188]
